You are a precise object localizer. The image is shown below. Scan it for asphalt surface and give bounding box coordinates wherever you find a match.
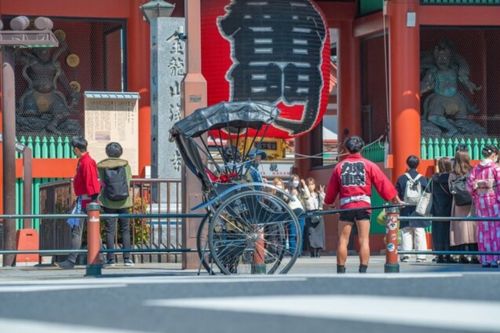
[0,256,499,333]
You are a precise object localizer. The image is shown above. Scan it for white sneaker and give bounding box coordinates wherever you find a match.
[124,259,135,267]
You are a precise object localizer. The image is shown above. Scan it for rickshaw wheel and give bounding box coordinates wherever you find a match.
[207,190,301,275]
[196,214,223,275]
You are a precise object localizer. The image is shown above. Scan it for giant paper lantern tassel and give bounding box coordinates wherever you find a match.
[202,0,331,139]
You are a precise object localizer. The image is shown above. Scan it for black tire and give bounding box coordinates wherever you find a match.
[196,214,219,275]
[207,190,301,275]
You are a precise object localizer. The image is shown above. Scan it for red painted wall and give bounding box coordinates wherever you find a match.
[361,35,387,142]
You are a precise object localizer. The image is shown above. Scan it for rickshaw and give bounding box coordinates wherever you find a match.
[170,101,302,275]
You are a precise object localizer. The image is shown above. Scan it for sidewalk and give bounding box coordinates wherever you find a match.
[0,255,496,281]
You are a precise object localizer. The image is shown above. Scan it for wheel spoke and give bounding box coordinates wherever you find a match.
[208,191,301,275]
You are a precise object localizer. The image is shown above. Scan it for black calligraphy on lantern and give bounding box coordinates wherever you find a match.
[218,0,327,135]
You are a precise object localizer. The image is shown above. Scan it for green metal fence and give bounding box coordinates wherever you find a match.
[15,135,76,230]
[421,137,500,160]
[361,140,386,234]
[362,140,385,163]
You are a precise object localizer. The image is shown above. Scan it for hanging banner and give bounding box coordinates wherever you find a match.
[201,0,330,139]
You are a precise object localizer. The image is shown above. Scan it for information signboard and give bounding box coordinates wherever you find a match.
[84,92,139,175]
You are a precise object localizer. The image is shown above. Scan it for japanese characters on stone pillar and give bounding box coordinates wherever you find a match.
[151,17,185,184]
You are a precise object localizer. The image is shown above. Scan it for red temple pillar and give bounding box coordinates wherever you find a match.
[182,0,207,269]
[337,20,361,145]
[388,0,421,180]
[128,0,151,176]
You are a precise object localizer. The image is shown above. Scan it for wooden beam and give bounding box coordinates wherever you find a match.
[419,5,500,26]
[16,159,77,178]
[354,11,384,38]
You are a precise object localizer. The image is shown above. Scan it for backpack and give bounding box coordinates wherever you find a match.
[103,166,129,201]
[404,173,423,205]
[450,175,472,206]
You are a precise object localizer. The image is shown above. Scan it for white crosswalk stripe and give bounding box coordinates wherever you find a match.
[146,294,500,332]
[0,275,306,286]
[0,284,126,293]
[0,319,146,333]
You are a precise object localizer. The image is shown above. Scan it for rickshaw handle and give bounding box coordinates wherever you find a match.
[191,182,294,211]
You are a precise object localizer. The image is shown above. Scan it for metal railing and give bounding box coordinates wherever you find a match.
[0,210,205,276]
[35,178,185,264]
[383,210,500,272]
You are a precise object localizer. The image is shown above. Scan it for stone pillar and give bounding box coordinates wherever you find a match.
[150,17,185,184]
[182,0,207,269]
[388,0,420,180]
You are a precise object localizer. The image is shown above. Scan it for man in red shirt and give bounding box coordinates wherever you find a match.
[324,136,401,273]
[57,136,100,269]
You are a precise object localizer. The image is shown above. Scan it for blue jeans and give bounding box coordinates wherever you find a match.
[288,209,305,255]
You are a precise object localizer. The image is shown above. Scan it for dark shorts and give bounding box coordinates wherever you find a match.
[339,209,371,223]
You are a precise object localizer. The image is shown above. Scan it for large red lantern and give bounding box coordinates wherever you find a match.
[201,0,330,139]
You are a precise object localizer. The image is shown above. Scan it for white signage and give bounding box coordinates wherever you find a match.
[84,91,139,175]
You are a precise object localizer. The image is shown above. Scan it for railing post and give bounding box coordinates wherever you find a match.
[421,138,427,160]
[434,138,440,159]
[472,138,479,160]
[86,202,102,276]
[446,138,453,157]
[440,138,446,158]
[384,206,400,273]
[427,138,434,160]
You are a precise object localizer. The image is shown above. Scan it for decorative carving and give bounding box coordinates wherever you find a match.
[0,30,58,47]
[15,33,81,135]
[421,40,486,137]
[66,53,80,68]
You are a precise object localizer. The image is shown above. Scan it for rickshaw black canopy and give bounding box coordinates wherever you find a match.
[169,101,280,191]
[170,101,280,139]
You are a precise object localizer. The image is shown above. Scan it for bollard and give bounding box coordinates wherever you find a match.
[86,202,102,276]
[384,206,400,273]
[253,228,266,274]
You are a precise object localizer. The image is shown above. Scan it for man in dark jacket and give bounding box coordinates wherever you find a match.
[98,142,134,266]
[395,155,429,263]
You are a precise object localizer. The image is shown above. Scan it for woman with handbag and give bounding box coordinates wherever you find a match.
[430,157,453,263]
[302,177,325,257]
[467,144,500,268]
[449,145,478,264]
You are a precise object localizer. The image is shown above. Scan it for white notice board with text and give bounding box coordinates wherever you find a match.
[84,91,139,175]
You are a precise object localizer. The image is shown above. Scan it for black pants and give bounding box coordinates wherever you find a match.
[103,207,131,261]
[67,218,85,264]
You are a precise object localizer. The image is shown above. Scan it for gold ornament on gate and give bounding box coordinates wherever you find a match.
[54,29,66,42]
[69,81,81,92]
[66,53,80,68]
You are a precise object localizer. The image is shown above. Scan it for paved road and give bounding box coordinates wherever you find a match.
[0,256,499,333]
